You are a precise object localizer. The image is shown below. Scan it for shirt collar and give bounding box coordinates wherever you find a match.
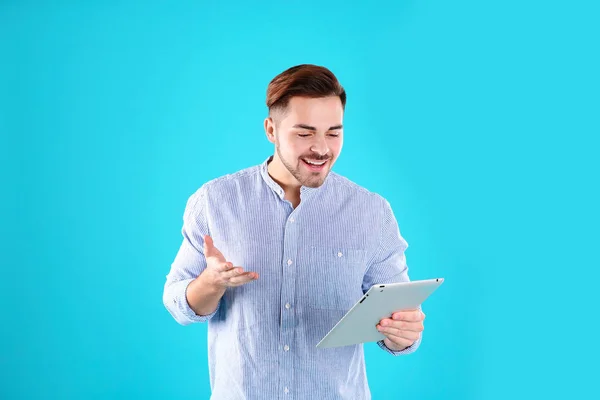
[259,155,327,199]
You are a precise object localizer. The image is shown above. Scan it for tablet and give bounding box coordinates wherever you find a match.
[316,278,444,349]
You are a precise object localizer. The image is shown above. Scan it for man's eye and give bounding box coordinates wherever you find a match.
[297,133,340,137]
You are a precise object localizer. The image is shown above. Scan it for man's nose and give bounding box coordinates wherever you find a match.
[310,135,329,156]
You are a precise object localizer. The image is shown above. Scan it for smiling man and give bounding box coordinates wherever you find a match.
[163,64,425,400]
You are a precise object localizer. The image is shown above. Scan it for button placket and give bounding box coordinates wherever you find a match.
[280,209,299,398]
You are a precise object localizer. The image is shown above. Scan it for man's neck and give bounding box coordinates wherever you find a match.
[267,156,301,205]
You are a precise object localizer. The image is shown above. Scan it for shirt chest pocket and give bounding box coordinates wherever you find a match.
[305,246,367,311]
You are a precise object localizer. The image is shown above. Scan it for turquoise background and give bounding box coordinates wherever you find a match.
[1,1,598,399]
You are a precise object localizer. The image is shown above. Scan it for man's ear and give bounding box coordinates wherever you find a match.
[264,117,276,144]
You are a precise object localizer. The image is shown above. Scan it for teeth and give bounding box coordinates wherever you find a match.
[304,159,326,166]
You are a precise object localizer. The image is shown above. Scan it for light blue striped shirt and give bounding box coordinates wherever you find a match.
[163,155,421,400]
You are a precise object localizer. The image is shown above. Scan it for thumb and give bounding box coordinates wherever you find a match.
[203,235,221,258]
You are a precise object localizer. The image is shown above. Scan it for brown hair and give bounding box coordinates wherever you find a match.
[266,64,346,115]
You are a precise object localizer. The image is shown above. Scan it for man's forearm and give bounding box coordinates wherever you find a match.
[186,271,226,316]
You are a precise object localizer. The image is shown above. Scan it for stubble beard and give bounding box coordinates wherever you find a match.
[275,141,330,189]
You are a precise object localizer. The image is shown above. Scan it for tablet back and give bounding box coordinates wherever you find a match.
[316,278,444,349]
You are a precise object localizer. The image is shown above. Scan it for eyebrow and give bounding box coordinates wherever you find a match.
[292,124,343,131]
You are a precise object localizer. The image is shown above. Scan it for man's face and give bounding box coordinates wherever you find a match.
[267,96,344,188]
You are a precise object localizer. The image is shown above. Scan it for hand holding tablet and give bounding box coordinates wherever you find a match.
[316,278,444,349]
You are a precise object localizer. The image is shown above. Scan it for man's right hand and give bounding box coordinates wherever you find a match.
[201,235,259,288]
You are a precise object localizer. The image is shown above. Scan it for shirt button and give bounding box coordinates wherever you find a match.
[284,345,290,351]
[289,217,295,223]
[284,387,289,394]
[338,252,343,257]
[287,259,293,266]
[285,303,291,309]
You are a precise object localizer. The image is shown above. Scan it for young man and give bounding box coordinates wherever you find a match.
[163,64,425,399]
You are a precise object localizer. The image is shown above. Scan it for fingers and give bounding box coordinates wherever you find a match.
[222,265,245,279]
[211,261,259,287]
[377,313,424,345]
[379,318,424,332]
[201,235,258,287]
[392,309,425,322]
[377,323,422,341]
[228,272,259,286]
[215,261,235,273]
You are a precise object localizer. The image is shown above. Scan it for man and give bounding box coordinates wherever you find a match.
[163,64,426,399]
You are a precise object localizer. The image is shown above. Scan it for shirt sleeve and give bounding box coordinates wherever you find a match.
[363,197,422,356]
[163,186,220,325]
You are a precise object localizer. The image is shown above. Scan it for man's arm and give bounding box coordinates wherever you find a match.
[163,186,222,325]
[363,197,422,356]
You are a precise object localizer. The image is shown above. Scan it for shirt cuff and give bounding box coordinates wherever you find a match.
[377,334,422,356]
[174,278,220,323]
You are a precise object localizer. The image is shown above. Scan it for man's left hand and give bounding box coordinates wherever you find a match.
[377,309,425,351]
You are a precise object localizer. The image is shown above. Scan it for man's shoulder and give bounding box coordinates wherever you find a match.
[206,163,261,188]
[187,163,261,201]
[328,171,388,206]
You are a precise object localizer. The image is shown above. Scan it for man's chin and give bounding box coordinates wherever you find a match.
[302,182,322,188]
[300,172,330,188]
